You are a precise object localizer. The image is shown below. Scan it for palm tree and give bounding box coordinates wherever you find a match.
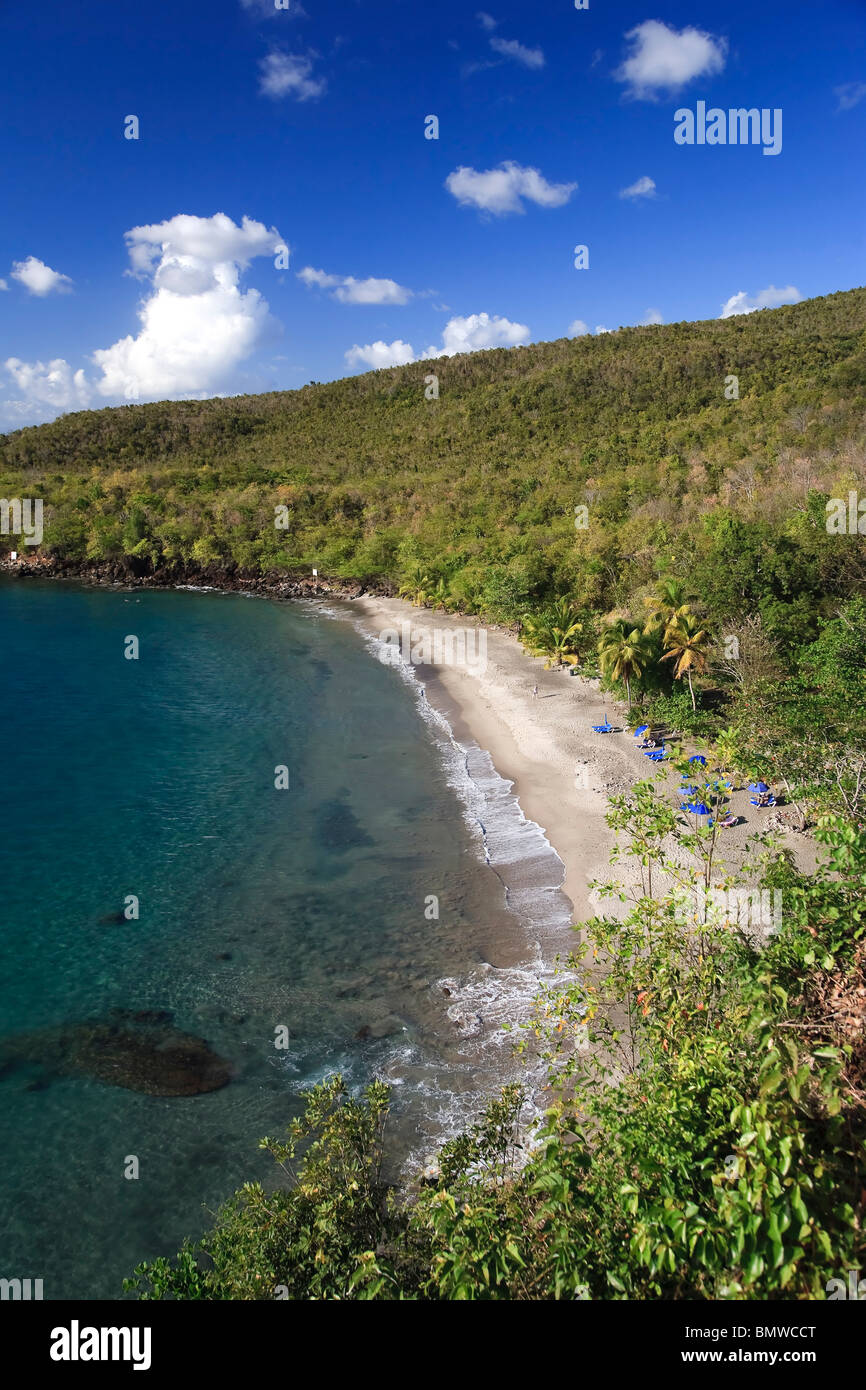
[431,577,452,612]
[643,577,693,637]
[398,562,434,607]
[598,619,653,707]
[661,612,712,711]
[522,599,583,668]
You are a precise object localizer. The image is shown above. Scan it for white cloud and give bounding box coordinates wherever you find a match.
[595,325,611,335]
[124,212,283,279]
[345,340,416,370]
[615,20,726,100]
[641,308,664,325]
[10,256,73,296]
[490,36,544,70]
[477,12,497,31]
[2,213,287,428]
[445,161,576,215]
[345,312,530,371]
[91,213,285,400]
[568,319,589,336]
[835,82,866,111]
[4,357,90,413]
[619,175,656,200]
[428,312,529,357]
[720,285,802,319]
[297,266,412,305]
[0,279,7,291]
[259,50,325,100]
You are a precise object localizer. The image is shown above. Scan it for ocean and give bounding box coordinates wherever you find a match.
[0,579,571,1298]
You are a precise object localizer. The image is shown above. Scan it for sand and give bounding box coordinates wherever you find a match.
[336,595,816,929]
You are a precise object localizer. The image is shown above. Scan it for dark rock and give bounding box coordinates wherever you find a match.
[0,1014,233,1097]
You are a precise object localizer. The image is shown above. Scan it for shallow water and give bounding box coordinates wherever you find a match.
[0,580,571,1298]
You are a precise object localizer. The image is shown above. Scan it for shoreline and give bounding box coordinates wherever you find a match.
[335,594,817,921]
[4,562,817,918]
[340,595,645,926]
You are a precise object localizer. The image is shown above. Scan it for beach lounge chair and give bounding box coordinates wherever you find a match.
[592,722,613,733]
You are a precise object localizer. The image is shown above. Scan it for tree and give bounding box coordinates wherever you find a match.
[522,597,583,668]
[598,619,653,707]
[643,577,693,636]
[661,612,712,711]
[398,562,434,606]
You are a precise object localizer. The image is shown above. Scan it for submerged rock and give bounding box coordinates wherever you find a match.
[0,1009,233,1097]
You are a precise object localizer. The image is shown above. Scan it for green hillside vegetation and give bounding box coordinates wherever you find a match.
[3,287,865,643]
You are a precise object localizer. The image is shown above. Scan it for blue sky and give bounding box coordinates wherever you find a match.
[1,0,864,432]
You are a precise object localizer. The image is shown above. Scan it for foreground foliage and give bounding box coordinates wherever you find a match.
[126,794,866,1301]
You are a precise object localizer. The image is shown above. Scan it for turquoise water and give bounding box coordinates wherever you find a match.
[0,579,562,1299]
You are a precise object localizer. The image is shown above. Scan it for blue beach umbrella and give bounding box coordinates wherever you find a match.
[748,781,770,793]
[689,754,707,766]
[634,724,649,738]
[687,801,711,816]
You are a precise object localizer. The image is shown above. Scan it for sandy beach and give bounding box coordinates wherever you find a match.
[339,595,816,930]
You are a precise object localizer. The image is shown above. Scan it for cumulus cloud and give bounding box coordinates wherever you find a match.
[297,266,412,305]
[91,213,285,400]
[428,312,529,357]
[2,213,287,429]
[615,20,726,100]
[477,11,497,30]
[11,256,73,296]
[568,319,589,337]
[489,36,544,69]
[4,357,90,413]
[345,312,530,371]
[345,340,416,370]
[641,308,664,325]
[595,325,612,335]
[259,50,325,100]
[720,285,802,318]
[619,175,656,200]
[835,81,866,111]
[445,161,576,215]
[0,279,7,291]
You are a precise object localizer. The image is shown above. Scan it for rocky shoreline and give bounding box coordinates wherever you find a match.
[0,552,393,602]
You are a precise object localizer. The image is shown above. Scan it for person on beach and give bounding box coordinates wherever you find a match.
[532,684,538,699]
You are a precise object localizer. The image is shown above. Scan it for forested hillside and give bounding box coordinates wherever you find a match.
[3,287,866,646]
